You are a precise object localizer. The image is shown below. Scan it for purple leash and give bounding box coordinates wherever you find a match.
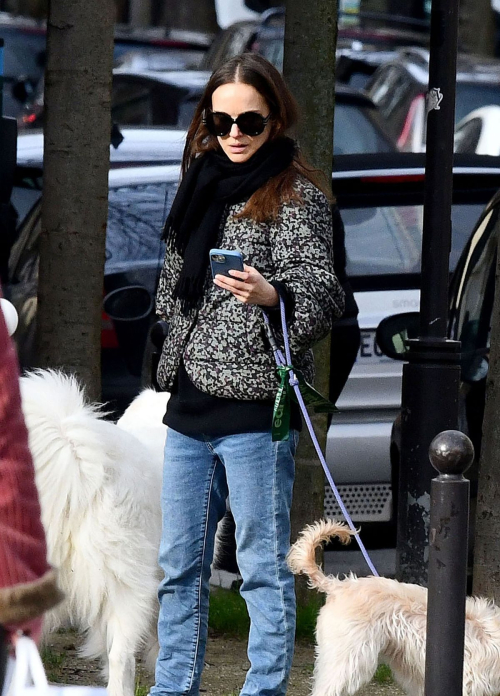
[263,297,379,577]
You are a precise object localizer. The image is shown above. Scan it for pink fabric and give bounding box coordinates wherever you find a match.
[0,297,49,601]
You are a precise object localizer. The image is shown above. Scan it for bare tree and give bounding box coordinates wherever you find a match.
[283,0,337,604]
[473,245,500,602]
[36,0,115,401]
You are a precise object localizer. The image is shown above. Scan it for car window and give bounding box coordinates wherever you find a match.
[368,65,416,140]
[105,182,177,271]
[450,207,500,382]
[254,35,283,70]
[454,118,482,154]
[455,83,500,124]
[9,179,178,282]
[112,79,154,125]
[334,103,393,154]
[1,30,46,79]
[151,84,194,128]
[342,201,485,282]
[112,78,198,129]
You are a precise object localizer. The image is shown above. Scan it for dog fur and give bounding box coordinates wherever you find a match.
[287,519,500,696]
[19,370,170,696]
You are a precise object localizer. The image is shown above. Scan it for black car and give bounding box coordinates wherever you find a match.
[366,48,500,152]
[0,15,209,120]
[376,183,500,517]
[17,69,212,130]
[6,128,186,410]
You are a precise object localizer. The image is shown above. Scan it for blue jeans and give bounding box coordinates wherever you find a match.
[150,428,298,696]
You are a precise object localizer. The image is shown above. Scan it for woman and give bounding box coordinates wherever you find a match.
[152,53,344,696]
[0,295,63,690]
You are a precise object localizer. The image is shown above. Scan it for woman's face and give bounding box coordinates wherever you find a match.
[211,82,271,163]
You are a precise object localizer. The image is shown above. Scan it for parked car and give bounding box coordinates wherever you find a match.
[0,15,46,118]
[17,68,396,153]
[366,49,500,152]
[202,6,429,75]
[454,106,500,156]
[0,14,209,119]
[91,153,500,525]
[12,145,497,523]
[375,180,500,539]
[17,69,212,130]
[6,128,188,410]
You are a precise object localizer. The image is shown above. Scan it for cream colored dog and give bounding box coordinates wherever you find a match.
[287,519,500,696]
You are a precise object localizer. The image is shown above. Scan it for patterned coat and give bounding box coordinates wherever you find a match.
[155,175,345,400]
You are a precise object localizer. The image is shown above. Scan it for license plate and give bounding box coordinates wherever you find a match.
[357,329,392,364]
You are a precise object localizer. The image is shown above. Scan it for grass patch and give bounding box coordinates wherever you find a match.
[135,679,150,696]
[374,664,393,684]
[41,647,66,683]
[208,586,320,644]
[209,586,250,638]
[295,596,322,644]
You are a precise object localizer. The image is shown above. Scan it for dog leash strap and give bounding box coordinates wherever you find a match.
[263,299,379,577]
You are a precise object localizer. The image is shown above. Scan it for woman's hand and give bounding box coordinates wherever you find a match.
[214,264,279,306]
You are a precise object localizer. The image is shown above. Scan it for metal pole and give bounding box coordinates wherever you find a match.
[425,430,474,696]
[396,0,462,584]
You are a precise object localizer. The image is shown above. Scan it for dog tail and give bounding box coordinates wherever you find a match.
[19,369,109,531]
[287,519,356,594]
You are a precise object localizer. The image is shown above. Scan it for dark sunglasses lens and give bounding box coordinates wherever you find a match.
[206,112,232,136]
[237,113,266,136]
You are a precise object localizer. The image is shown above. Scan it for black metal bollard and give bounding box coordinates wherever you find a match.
[424,430,474,696]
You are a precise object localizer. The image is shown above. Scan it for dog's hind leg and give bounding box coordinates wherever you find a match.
[312,644,380,696]
[312,611,383,696]
[105,617,138,696]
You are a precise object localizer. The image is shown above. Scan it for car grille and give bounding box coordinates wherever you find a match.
[324,483,392,522]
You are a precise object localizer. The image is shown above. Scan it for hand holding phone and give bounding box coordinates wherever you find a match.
[209,248,245,279]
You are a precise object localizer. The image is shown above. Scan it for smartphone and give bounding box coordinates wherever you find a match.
[209,248,245,279]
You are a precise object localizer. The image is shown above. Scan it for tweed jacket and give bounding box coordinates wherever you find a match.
[155,174,345,401]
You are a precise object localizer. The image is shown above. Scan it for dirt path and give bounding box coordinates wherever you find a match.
[43,630,404,696]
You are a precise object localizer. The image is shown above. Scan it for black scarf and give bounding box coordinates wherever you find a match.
[163,137,296,314]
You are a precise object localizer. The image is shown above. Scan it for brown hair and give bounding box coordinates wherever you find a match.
[182,53,332,223]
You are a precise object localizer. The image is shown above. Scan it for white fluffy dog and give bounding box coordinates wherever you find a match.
[287,519,500,696]
[19,370,170,696]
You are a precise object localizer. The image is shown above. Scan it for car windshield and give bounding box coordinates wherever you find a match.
[455,83,500,124]
[105,182,177,270]
[343,201,485,283]
[334,103,393,154]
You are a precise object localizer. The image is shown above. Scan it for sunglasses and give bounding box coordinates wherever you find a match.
[203,110,271,137]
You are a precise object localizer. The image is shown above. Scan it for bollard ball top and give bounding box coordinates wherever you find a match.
[429,430,474,475]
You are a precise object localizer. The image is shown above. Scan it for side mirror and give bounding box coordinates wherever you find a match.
[11,79,33,104]
[375,312,420,361]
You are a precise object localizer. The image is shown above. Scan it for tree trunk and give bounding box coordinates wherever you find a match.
[473,242,500,601]
[154,0,219,34]
[283,0,337,606]
[458,0,495,55]
[36,0,115,402]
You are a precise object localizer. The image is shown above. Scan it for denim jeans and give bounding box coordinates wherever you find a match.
[150,428,298,696]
